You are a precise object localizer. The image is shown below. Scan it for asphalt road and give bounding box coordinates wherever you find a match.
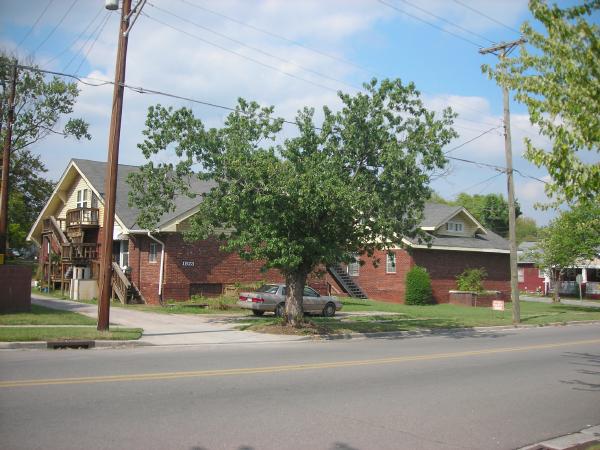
[1,324,599,450]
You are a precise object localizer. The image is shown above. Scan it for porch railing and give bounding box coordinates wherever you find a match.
[66,208,100,227]
[111,262,131,304]
[61,243,99,262]
[586,282,600,295]
[548,280,579,295]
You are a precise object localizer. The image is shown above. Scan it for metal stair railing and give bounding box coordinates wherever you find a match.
[327,264,368,299]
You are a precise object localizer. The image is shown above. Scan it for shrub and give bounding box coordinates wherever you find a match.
[405,266,434,305]
[456,268,487,292]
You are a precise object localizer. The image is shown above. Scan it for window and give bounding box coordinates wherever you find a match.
[538,269,546,279]
[348,255,360,277]
[91,192,98,208]
[386,252,396,274]
[303,286,319,297]
[446,221,463,232]
[518,268,524,283]
[120,240,129,268]
[149,242,158,263]
[76,189,88,208]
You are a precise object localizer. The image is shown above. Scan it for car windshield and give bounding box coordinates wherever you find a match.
[255,285,280,294]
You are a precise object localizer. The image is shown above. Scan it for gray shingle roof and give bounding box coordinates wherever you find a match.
[420,203,463,228]
[72,159,215,230]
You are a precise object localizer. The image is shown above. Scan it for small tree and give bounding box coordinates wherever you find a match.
[405,266,434,305]
[456,268,487,293]
[529,204,600,302]
[129,79,457,327]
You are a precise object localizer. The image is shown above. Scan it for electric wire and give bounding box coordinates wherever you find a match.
[142,12,340,94]
[73,13,112,74]
[43,5,105,67]
[394,0,495,44]
[449,172,503,196]
[172,0,378,77]
[451,0,521,35]
[444,126,502,154]
[64,11,111,71]
[15,64,550,186]
[377,0,484,48]
[16,0,55,49]
[147,2,361,92]
[28,0,78,57]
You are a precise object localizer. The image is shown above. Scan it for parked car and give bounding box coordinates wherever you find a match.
[238,284,342,317]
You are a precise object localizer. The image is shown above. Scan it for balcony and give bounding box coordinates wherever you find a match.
[66,208,100,228]
[61,243,100,262]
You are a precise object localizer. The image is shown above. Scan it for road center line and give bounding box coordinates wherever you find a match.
[2,338,599,388]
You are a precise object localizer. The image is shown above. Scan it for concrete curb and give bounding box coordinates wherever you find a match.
[519,424,600,449]
[0,340,153,350]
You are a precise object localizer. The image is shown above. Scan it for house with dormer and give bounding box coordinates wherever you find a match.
[326,203,511,303]
[29,159,510,305]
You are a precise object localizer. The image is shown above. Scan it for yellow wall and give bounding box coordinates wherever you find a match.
[436,211,479,237]
[55,175,104,224]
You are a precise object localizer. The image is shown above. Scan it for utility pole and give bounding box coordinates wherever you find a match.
[0,62,17,265]
[97,0,132,331]
[479,38,525,324]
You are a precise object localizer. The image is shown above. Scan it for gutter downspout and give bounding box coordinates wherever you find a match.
[147,232,165,305]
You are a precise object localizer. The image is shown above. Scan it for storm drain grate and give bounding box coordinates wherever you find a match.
[47,340,95,350]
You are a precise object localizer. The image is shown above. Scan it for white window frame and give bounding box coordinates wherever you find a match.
[518,267,524,283]
[538,269,546,279]
[446,221,464,233]
[386,252,396,274]
[76,189,88,208]
[149,242,158,263]
[120,240,129,268]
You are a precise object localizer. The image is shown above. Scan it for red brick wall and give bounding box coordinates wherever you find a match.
[328,248,510,304]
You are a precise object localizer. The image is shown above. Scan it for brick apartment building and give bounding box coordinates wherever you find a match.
[29,159,510,305]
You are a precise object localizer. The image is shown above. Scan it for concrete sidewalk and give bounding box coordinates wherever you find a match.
[31,295,306,346]
[521,295,600,308]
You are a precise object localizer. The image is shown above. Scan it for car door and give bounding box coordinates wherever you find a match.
[302,286,321,313]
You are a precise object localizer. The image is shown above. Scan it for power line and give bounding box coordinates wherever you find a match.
[449,172,503,196]
[142,12,341,94]
[16,0,54,49]
[64,11,111,71]
[444,126,502,154]
[28,0,78,57]
[451,0,521,35]
[15,64,550,187]
[147,2,360,92]
[43,5,105,67]
[172,0,379,77]
[395,0,495,44]
[74,13,112,74]
[377,0,483,48]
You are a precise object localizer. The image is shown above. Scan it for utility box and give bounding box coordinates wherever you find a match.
[0,265,32,313]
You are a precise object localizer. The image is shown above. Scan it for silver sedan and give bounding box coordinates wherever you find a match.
[237,284,343,317]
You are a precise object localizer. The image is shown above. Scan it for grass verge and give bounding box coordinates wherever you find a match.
[235,300,600,335]
[0,305,96,326]
[0,327,143,342]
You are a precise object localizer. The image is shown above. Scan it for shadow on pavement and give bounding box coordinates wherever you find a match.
[561,352,600,392]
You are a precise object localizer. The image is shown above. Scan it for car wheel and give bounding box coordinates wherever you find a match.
[323,302,336,317]
[275,303,285,318]
[252,310,265,316]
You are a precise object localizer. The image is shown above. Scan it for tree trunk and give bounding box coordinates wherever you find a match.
[552,271,562,303]
[284,272,307,327]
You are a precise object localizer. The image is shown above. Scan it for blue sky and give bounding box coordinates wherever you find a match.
[2,0,595,225]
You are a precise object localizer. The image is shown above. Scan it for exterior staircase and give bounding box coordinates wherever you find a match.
[111,262,145,304]
[327,264,368,299]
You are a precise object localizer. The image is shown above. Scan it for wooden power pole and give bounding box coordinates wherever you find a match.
[479,38,525,324]
[0,62,17,265]
[97,0,132,331]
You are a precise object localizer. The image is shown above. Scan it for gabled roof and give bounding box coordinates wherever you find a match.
[72,159,215,230]
[420,202,486,234]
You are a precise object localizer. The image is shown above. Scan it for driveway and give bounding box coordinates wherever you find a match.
[32,294,305,346]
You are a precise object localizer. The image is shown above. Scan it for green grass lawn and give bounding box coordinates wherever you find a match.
[0,327,143,342]
[0,304,142,341]
[0,304,96,325]
[236,299,600,335]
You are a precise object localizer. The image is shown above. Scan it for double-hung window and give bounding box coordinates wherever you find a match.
[386,252,396,274]
[149,242,158,263]
[446,221,463,232]
[348,254,360,277]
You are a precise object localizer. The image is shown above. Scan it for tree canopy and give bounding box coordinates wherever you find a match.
[516,216,540,243]
[129,79,457,325]
[483,0,600,205]
[529,203,600,302]
[1,53,90,249]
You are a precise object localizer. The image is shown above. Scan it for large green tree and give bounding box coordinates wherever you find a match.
[483,0,600,205]
[516,216,540,243]
[129,79,457,326]
[1,54,90,249]
[529,204,600,302]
